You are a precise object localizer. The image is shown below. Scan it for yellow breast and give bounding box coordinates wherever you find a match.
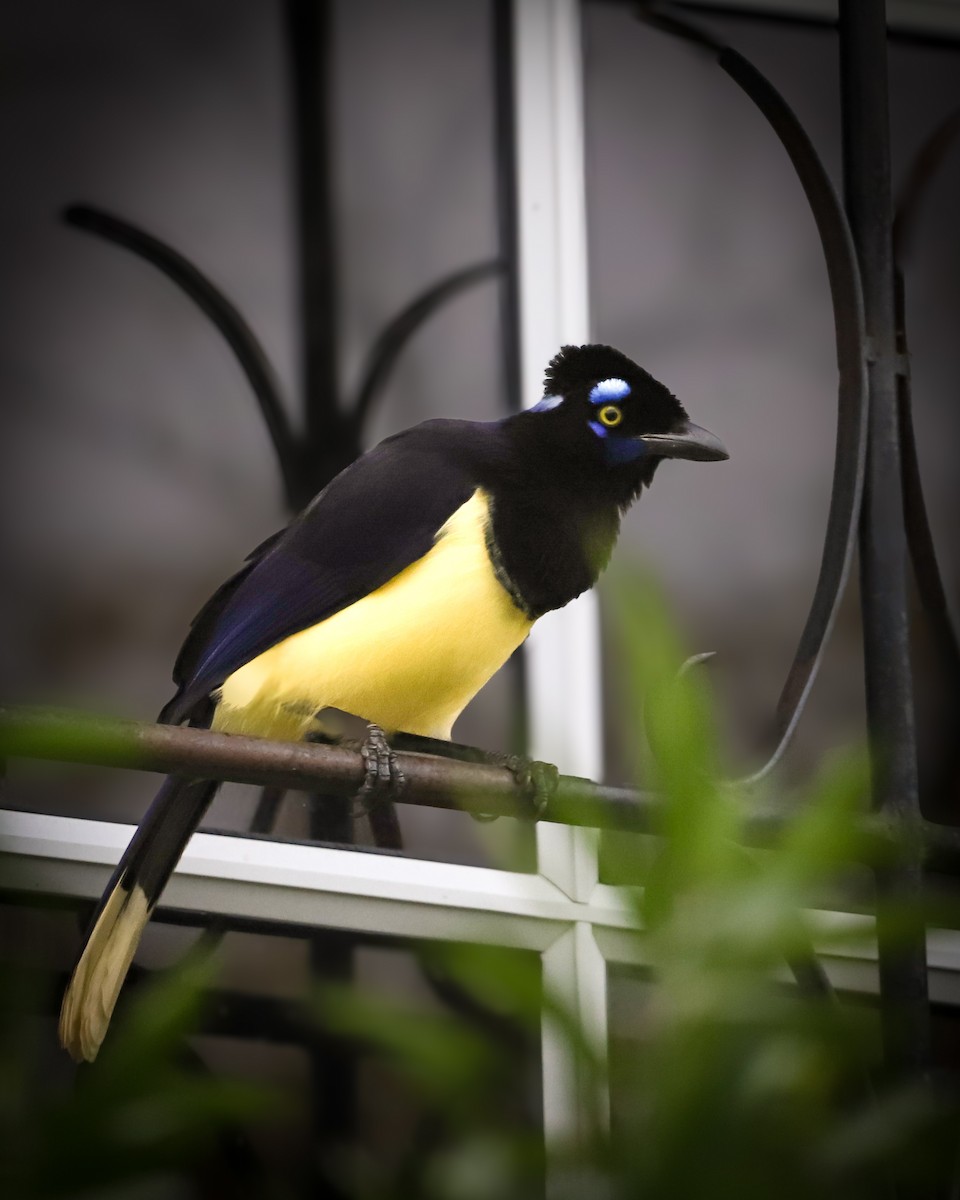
[212,489,533,742]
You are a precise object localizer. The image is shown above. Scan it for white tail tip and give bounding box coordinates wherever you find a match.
[59,884,150,1062]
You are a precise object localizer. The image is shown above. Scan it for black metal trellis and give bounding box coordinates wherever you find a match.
[634,0,960,1087]
[838,0,930,1081]
[638,3,869,787]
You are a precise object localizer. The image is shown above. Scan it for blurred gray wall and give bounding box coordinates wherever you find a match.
[2,1,958,826]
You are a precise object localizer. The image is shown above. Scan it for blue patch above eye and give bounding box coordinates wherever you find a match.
[530,393,563,413]
[589,377,631,404]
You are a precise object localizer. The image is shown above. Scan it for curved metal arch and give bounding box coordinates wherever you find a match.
[637,6,869,784]
[349,261,504,428]
[65,205,503,513]
[64,204,304,508]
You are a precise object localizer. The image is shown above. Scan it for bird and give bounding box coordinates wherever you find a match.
[58,342,728,1062]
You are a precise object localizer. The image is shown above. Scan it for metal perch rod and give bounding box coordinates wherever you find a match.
[2,705,959,871]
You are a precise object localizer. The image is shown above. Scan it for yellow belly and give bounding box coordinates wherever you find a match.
[212,489,533,742]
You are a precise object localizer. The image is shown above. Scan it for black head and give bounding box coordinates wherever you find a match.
[518,343,727,499]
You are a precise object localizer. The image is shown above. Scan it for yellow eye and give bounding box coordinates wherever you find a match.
[598,404,622,428]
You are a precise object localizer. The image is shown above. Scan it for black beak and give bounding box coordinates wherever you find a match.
[638,420,729,462]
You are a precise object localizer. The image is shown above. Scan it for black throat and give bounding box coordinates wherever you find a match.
[478,413,645,620]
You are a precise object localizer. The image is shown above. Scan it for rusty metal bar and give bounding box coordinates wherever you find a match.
[4,705,960,870]
[839,0,931,1079]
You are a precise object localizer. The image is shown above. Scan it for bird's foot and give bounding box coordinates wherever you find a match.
[384,732,558,822]
[477,753,558,822]
[355,723,405,814]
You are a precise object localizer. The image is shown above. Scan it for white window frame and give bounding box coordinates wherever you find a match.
[2,3,960,1194]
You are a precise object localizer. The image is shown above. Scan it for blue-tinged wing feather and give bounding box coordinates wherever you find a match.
[160,420,500,724]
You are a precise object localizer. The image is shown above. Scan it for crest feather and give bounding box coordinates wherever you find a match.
[544,343,641,393]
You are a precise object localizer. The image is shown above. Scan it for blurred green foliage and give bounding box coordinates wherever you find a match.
[308,579,958,1198]
[1,578,957,1197]
[0,951,278,1199]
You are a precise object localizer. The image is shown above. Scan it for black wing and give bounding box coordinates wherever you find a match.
[160,420,500,724]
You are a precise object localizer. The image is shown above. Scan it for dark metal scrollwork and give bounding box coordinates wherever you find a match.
[638,5,869,785]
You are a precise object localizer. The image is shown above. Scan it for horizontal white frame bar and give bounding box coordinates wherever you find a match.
[596,912,960,1005]
[0,809,634,950]
[5,809,960,1004]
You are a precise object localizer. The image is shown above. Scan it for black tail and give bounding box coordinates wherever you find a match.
[59,774,218,1062]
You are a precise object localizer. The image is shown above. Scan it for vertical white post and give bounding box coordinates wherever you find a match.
[513,0,602,900]
[512,0,610,1171]
[541,924,610,1144]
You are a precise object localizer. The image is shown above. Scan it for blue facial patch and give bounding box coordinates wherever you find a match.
[589,378,631,404]
[589,420,647,464]
[530,393,563,413]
